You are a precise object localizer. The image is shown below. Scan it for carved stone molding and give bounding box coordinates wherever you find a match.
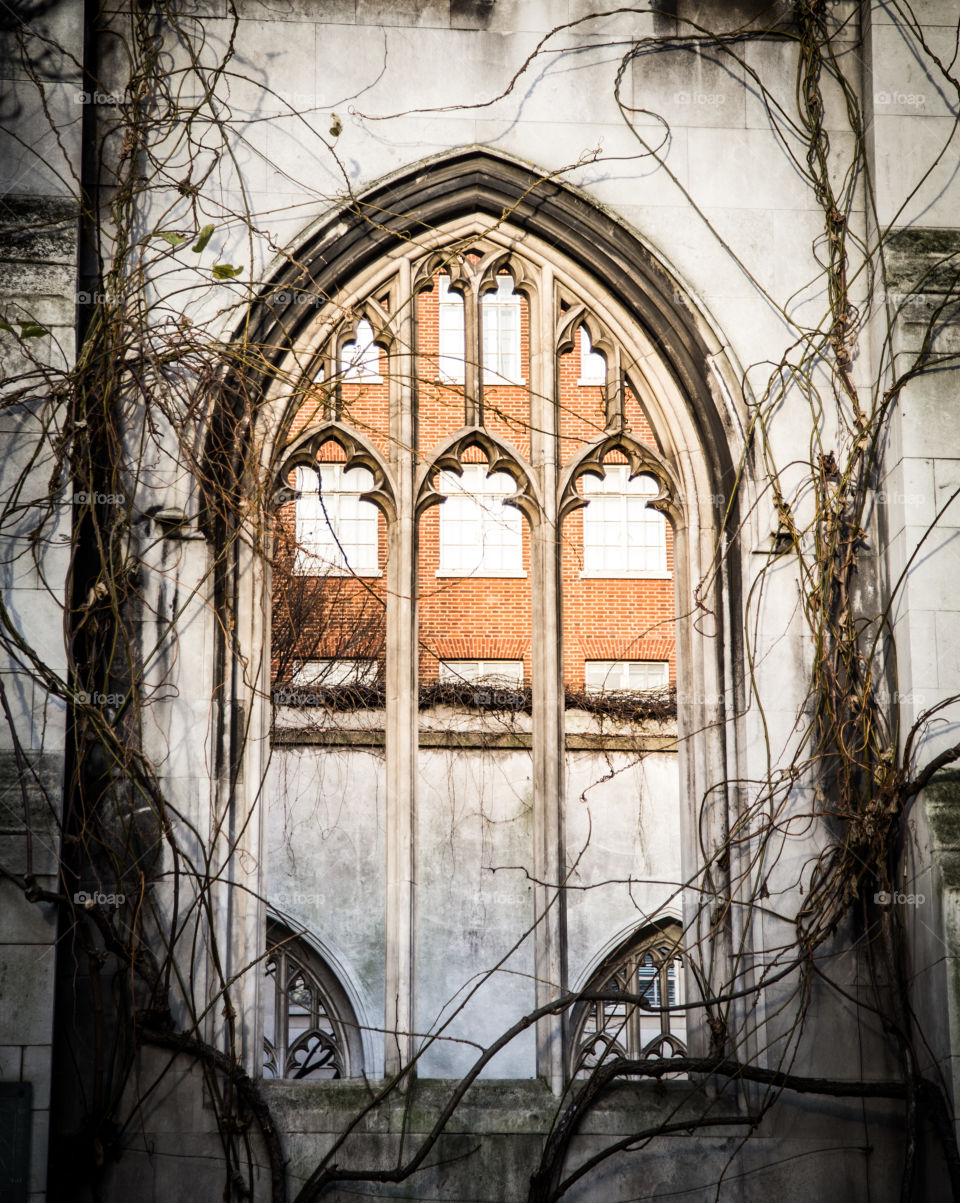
[273,420,397,524]
[557,432,682,527]
[415,425,542,526]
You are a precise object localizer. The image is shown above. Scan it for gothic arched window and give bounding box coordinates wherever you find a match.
[262,921,364,1080]
[570,921,686,1078]
[268,229,694,1084]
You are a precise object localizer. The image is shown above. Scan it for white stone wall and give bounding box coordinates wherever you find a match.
[2,0,959,1196]
[268,735,681,1080]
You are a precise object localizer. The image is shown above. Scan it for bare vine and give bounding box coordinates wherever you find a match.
[2,1,960,1200]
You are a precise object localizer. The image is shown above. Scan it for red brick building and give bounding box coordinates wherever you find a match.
[273,265,676,698]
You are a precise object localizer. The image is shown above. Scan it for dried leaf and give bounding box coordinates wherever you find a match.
[192,224,215,253]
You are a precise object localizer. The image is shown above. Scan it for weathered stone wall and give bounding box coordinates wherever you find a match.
[1,0,959,1198]
[268,715,681,1082]
[0,188,77,1200]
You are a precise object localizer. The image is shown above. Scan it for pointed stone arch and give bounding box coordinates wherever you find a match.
[416,426,541,526]
[216,149,754,1082]
[274,421,398,525]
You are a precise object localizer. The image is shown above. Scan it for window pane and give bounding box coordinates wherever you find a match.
[341,318,381,379]
[582,467,666,575]
[585,660,669,692]
[292,659,378,687]
[579,326,606,382]
[438,660,523,685]
[294,463,379,575]
[438,465,522,575]
[481,277,520,381]
[438,276,465,380]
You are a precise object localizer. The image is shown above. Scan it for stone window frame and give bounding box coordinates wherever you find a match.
[569,920,686,1079]
[269,235,688,1088]
[262,920,365,1080]
[241,166,750,1090]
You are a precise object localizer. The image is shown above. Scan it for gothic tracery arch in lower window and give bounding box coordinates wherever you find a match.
[570,921,687,1079]
[262,921,363,1080]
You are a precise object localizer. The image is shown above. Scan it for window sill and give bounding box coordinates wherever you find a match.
[434,376,527,388]
[578,571,672,580]
[435,570,528,579]
[293,567,383,578]
[577,378,605,387]
[342,374,384,384]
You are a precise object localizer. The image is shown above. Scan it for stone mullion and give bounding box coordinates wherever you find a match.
[384,259,418,1078]
[321,347,336,422]
[463,284,482,427]
[605,343,624,432]
[529,263,567,1091]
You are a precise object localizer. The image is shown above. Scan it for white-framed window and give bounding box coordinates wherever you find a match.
[292,659,379,687]
[584,660,669,693]
[578,326,606,385]
[481,274,522,383]
[437,274,522,384]
[294,463,380,577]
[581,466,667,577]
[437,275,465,381]
[340,318,382,381]
[438,659,524,686]
[437,464,524,577]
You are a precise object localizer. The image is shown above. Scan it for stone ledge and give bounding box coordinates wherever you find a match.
[270,727,678,752]
[261,1076,701,1137]
[0,196,79,266]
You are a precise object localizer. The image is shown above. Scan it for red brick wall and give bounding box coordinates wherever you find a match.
[272,271,676,687]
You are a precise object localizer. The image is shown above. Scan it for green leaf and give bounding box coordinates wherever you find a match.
[156,231,188,247]
[212,263,243,280]
[329,113,343,138]
[19,323,48,338]
[0,320,14,334]
[191,224,215,253]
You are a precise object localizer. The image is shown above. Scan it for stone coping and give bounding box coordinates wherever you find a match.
[260,1076,705,1137]
[270,725,678,752]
